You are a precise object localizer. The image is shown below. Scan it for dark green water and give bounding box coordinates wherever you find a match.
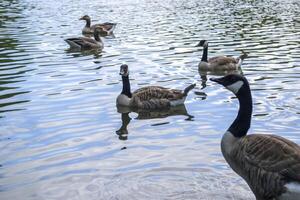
[0,0,299,199]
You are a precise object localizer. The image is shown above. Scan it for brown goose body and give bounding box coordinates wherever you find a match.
[223,132,300,200]
[65,27,104,50]
[80,15,116,35]
[117,64,195,110]
[211,74,300,200]
[204,56,241,70]
[130,86,192,109]
[197,40,247,71]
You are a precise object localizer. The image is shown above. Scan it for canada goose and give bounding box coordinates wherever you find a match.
[196,40,247,71]
[210,74,300,200]
[64,27,104,50]
[79,15,117,36]
[117,64,196,109]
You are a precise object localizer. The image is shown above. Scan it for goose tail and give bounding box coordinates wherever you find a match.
[65,39,81,49]
[109,23,117,32]
[183,83,196,96]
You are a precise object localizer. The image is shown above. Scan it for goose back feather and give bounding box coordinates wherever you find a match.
[130,86,189,109]
[224,133,300,199]
[65,37,102,49]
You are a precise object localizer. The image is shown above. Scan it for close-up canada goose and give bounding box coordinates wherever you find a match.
[64,27,104,50]
[196,40,248,71]
[117,64,196,109]
[79,15,117,36]
[210,74,300,200]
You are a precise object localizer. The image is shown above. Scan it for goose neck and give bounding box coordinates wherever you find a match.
[121,75,132,98]
[85,19,91,28]
[201,45,208,62]
[228,86,252,138]
[94,32,101,42]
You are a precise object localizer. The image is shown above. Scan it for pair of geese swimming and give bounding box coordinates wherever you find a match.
[65,15,117,50]
[117,42,300,200]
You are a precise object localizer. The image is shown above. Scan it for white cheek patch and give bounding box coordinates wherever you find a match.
[226,81,244,94]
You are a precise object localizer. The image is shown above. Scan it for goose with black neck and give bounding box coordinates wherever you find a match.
[196,40,247,71]
[210,74,300,200]
[117,64,196,110]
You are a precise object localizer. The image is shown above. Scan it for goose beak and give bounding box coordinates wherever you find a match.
[195,42,202,47]
[79,17,84,20]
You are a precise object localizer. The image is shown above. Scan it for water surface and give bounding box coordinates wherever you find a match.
[0,0,300,199]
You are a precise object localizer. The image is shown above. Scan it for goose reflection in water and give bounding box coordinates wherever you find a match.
[116,104,194,140]
[65,48,103,59]
[116,111,131,140]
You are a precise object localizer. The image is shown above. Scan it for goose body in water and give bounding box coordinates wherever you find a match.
[197,40,247,71]
[210,74,300,200]
[65,27,104,50]
[117,64,196,110]
[79,15,117,36]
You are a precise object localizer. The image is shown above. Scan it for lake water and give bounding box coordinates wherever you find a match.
[0,0,299,199]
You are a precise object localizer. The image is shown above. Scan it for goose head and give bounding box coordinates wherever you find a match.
[79,15,91,21]
[196,40,208,48]
[210,74,249,95]
[119,64,129,77]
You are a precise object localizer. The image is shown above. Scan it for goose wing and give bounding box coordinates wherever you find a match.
[92,23,116,31]
[130,86,185,109]
[66,37,99,49]
[99,22,116,31]
[209,56,238,66]
[133,86,184,101]
[241,134,300,182]
[133,86,165,95]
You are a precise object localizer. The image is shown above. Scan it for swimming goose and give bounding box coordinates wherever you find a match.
[65,27,104,50]
[210,74,300,200]
[196,40,247,71]
[117,64,196,109]
[79,15,117,36]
